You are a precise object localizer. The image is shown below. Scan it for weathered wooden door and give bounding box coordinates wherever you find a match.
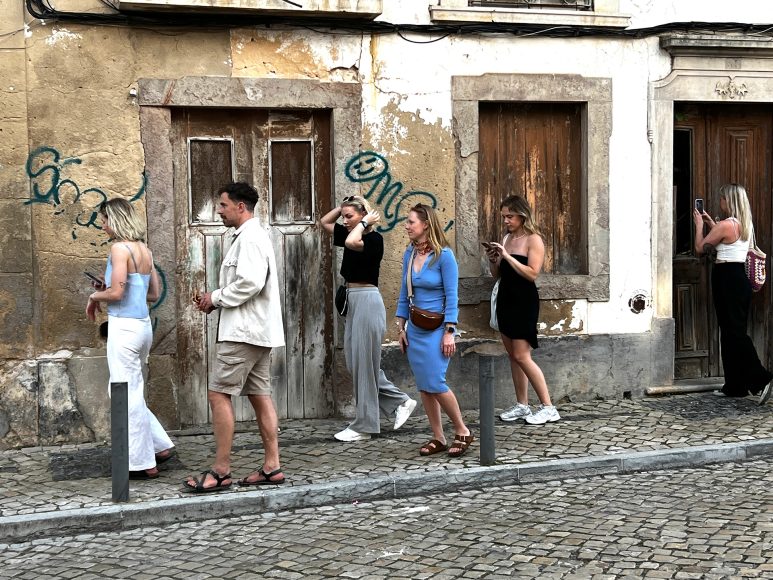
[478,103,585,275]
[172,109,334,424]
[672,103,772,379]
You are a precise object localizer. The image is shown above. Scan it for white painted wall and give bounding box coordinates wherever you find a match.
[624,0,773,28]
[383,0,773,27]
[354,31,671,334]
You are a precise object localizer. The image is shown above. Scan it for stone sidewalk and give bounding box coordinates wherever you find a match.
[1,392,771,542]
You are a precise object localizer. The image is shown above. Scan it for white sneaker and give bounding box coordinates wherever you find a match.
[524,405,560,425]
[394,398,417,430]
[759,383,772,406]
[499,403,532,422]
[334,427,372,442]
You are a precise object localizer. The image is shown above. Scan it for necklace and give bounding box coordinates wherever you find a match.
[512,231,527,240]
[413,240,432,255]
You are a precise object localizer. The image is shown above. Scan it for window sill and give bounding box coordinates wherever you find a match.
[118,0,382,19]
[459,274,609,304]
[429,7,630,28]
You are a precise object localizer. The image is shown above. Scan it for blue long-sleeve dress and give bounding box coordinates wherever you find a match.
[396,246,459,394]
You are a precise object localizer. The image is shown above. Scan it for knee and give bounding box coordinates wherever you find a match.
[207,390,230,407]
[510,350,531,366]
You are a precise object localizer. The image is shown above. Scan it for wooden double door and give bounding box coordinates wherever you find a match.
[673,103,772,379]
[171,108,335,424]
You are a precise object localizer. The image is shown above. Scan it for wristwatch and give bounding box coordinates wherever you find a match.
[446,325,457,334]
[360,220,369,229]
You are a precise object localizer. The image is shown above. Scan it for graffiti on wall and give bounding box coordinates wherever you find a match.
[25,146,146,240]
[24,146,168,327]
[344,151,454,233]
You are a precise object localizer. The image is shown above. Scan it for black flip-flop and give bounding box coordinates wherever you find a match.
[155,448,177,464]
[129,469,159,480]
[238,468,286,486]
[182,469,232,493]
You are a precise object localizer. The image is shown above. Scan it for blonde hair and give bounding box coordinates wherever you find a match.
[410,203,448,266]
[718,183,753,241]
[341,195,372,216]
[100,198,146,241]
[500,195,543,238]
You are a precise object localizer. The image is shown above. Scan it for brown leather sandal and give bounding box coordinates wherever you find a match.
[448,432,474,457]
[419,439,447,456]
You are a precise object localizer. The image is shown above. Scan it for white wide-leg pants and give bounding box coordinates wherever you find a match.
[106,315,174,471]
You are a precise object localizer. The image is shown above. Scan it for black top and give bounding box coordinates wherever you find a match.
[334,223,383,286]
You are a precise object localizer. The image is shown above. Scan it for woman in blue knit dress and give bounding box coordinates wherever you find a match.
[396,204,473,457]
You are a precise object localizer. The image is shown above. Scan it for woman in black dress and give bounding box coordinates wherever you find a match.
[485,195,560,425]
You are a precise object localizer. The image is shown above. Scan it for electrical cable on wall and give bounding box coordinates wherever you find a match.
[23,0,773,40]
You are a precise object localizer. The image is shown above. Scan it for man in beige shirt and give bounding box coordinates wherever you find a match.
[184,182,286,493]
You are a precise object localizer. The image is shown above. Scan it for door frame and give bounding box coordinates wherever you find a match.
[652,34,773,383]
[138,77,362,426]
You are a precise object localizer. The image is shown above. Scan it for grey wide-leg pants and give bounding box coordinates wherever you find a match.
[344,287,410,434]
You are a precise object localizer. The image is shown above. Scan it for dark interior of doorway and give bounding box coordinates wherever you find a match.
[673,129,692,256]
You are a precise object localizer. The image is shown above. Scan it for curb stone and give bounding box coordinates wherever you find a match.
[2,438,772,543]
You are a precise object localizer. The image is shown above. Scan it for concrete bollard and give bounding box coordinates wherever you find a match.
[110,381,129,502]
[478,355,496,466]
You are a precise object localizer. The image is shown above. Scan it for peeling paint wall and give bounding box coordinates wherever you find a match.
[2,1,769,445]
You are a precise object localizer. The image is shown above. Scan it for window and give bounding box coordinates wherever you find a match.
[431,0,628,28]
[188,138,234,224]
[470,0,592,9]
[479,102,586,275]
[452,73,611,302]
[269,139,314,224]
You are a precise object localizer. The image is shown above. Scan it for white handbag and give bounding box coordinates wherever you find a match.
[488,233,508,331]
[489,278,500,331]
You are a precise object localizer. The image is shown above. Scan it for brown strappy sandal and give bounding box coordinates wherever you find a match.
[448,432,474,457]
[419,439,447,456]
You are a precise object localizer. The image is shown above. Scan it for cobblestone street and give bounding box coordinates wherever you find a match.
[2,458,771,579]
[1,393,771,520]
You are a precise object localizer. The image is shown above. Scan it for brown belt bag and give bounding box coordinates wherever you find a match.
[409,305,444,331]
[407,249,444,331]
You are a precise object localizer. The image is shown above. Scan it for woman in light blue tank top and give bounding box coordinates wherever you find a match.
[693,183,772,404]
[86,198,175,478]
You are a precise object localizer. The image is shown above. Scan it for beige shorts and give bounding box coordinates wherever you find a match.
[209,341,272,397]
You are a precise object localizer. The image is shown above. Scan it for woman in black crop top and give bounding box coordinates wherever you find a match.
[321,195,417,442]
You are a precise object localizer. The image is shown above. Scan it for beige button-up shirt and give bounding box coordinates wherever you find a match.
[211,217,285,348]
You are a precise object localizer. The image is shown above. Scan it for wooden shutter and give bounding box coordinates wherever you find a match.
[479,102,586,275]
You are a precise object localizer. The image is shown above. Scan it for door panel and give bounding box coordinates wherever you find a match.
[172,108,333,425]
[673,103,772,379]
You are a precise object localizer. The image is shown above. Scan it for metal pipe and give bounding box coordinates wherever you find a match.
[111,381,129,503]
[478,355,496,466]
[645,384,718,396]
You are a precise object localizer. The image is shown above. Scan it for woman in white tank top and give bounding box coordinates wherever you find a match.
[693,184,772,405]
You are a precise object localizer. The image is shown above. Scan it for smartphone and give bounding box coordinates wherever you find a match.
[695,198,704,213]
[84,271,102,284]
[481,242,492,249]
